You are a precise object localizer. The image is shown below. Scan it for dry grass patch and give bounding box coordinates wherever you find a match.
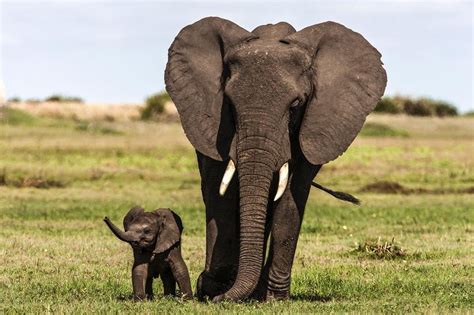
[352,237,406,259]
[9,102,143,122]
[0,169,67,189]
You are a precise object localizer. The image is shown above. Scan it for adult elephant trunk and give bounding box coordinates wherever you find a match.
[216,126,280,301]
[104,217,137,243]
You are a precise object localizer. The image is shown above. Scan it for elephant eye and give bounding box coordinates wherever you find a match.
[143,228,151,234]
[290,98,301,108]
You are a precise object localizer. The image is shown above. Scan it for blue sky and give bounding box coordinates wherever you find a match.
[1,1,472,111]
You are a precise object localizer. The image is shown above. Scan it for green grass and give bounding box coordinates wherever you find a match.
[0,110,473,313]
[360,122,409,137]
[0,107,39,125]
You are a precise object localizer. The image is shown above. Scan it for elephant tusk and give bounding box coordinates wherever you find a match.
[219,160,236,196]
[274,162,289,201]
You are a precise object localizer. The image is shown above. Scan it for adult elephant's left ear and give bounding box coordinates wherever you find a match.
[283,22,387,165]
[165,17,255,161]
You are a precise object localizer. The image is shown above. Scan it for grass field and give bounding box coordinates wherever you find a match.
[0,107,473,313]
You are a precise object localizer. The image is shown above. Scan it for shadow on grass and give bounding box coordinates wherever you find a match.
[116,292,333,303]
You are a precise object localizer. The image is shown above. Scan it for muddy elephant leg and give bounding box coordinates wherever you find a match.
[168,247,193,299]
[263,161,320,300]
[160,269,176,296]
[196,152,239,299]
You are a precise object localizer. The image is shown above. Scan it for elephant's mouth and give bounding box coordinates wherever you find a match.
[219,159,289,201]
[131,240,154,249]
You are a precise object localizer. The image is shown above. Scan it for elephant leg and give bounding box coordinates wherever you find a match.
[145,276,154,300]
[168,247,193,299]
[263,161,320,300]
[160,269,176,296]
[131,262,149,301]
[196,152,239,299]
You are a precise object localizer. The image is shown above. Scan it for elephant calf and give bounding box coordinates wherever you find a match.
[104,207,192,300]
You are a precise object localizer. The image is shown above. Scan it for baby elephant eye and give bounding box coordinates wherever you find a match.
[143,228,151,234]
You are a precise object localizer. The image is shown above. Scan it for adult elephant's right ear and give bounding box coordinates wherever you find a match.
[283,22,387,165]
[165,17,255,161]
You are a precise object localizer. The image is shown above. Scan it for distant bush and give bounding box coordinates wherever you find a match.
[25,98,41,103]
[434,101,458,117]
[8,97,21,103]
[75,121,123,135]
[464,111,474,117]
[403,99,433,116]
[374,96,458,117]
[45,94,83,103]
[141,91,170,120]
[374,97,401,114]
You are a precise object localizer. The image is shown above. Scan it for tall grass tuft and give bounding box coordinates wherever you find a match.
[352,237,406,259]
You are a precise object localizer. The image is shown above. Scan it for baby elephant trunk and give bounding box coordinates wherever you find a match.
[103,217,137,243]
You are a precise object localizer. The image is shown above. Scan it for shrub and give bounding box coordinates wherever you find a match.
[374,96,459,117]
[8,97,21,103]
[141,91,170,120]
[434,101,458,117]
[373,97,401,114]
[45,94,83,103]
[403,99,433,116]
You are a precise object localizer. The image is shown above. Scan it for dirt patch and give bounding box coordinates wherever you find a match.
[360,181,474,194]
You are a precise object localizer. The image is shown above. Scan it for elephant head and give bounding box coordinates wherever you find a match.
[165,17,386,301]
[104,207,182,254]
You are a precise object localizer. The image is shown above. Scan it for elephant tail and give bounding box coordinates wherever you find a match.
[311,181,360,205]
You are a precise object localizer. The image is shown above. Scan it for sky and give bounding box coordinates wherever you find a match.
[1,0,472,112]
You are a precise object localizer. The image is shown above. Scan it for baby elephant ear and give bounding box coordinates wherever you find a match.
[283,22,387,165]
[123,206,145,231]
[153,209,183,254]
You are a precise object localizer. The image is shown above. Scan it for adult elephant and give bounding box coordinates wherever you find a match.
[165,17,386,302]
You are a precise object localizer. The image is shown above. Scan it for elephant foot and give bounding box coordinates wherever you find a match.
[196,271,233,300]
[211,292,242,303]
[266,289,290,301]
[250,270,290,301]
[264,271,291,301]
[212,289,289,302]
[211,294,227,302]
[249,288,290,302]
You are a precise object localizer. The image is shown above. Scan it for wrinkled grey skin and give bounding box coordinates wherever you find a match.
[104,207,192,300]
[165,17,387,302]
